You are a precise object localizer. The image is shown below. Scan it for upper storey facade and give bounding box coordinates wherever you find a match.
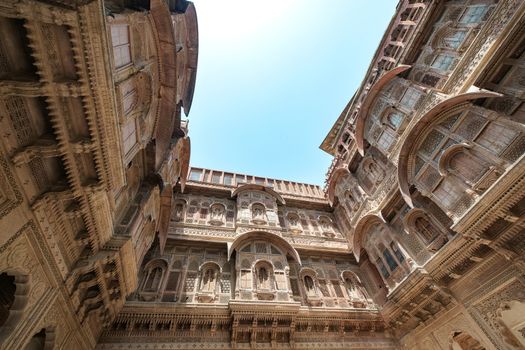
[170,167,348,252]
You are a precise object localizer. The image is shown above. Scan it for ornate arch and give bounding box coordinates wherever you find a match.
[438,143,469,175]
[199,261,222,274]
[397,89,501,207]
[227,231,301,265]
[326,166,350,204]
[298,267,318,280]
[340,270,362,284]
[144,258,169,271]
[231,184,285,205]
[430,24,457,50]
[353,213,386,262]
[355,65,411,155]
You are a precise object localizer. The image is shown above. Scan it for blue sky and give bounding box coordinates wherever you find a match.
[187,0,398,186]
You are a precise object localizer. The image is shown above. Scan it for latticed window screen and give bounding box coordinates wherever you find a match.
[439,114,460,130]
[240,270,252,289]
[223,173,233,185]
[418,166,441,191]
[122,118,136,155]
[111,25,131,68]
[290,279,300,296]
[414,156,426,175]
[165,271,180,291]
[377,128,396,151]
[332,282,344,298]
[220,275,231,293]
[419,130,445,156]
[318,280,331,297]
[434,178,463,209]
[255,243,267,254]
[211,172,221,184]
[460,5,488,24]
[400,88,421,108]
[431,54,454,71]
[184,272,196,292]
[476,122,518,155]
[421,74,441,87]
[444,31,466,49]
[502,135,525,163]
[455,113,486,140]
[29,158,49,191]
[7,97,33,146]
[388,112,404,129]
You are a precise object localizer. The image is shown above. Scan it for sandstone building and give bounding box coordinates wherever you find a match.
[0,0,524,349]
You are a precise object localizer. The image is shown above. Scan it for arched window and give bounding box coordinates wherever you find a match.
[172,201,185,222]
[443,31,467,49]
[145,267,163,291]
[200,268,217,292]
[345,276,357,297]
[209,203,225,225]
[251,203,266,223]
[196,262,221,303]
[24,328,54,350]
[345,190,358,211]
[414,216,438,243]
[450,331,486,350]
[387,111,404,130]
[142,260,168,293]
[446,148,488,185]
[252,260,276,297]
[366,159,385,184]
[319,217,331,231]
[258,267,268,284]
[304,275,316,297]
[343,272,366,300]
[287,213,302,233]
[0,273,16,328]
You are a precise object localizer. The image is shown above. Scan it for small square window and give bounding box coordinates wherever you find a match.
[211,172,221,184]
[223,173,233,185]
[400,88,421,109]
[189,169,202,181]
[431,54,454,71]
[444,31,467,49]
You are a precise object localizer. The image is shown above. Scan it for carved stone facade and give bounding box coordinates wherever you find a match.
[0,0,195,348]
[322,0,525,349]
[1,0,525,349]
